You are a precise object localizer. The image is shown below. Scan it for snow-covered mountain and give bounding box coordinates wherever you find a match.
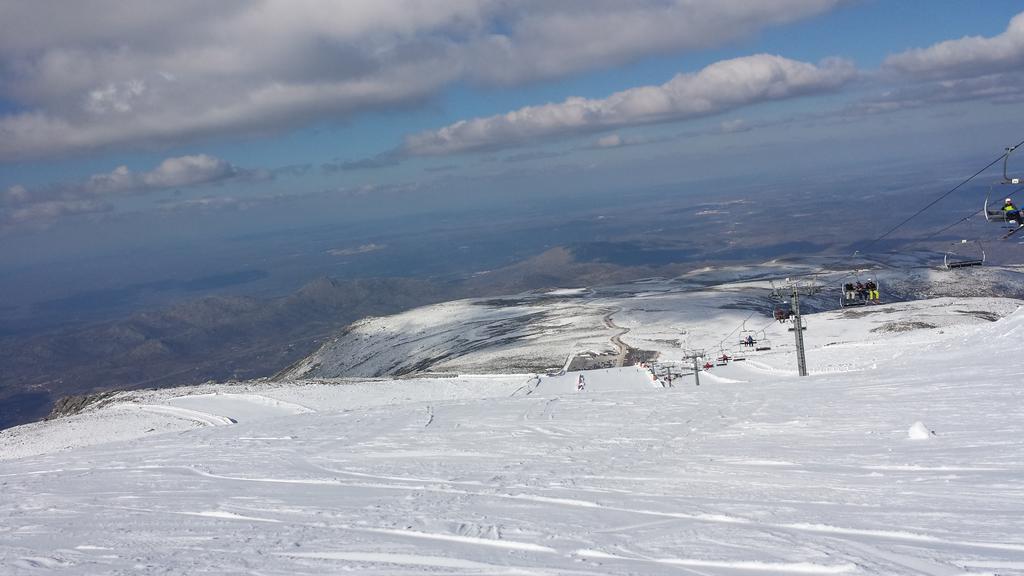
[282,263,1024,380]
[3,268,1024,575]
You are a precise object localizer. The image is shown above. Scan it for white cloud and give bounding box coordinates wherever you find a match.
[0,1,845,161]
[1,154,245,226]
[719,119,751,133]
[595,134,624,148]
[141,155,237,188]
[465,0,847,85]
[70,154,238,196]
[7,199,111,226]
[857,11,1024,113]
[86,80,147,114]
[4,184,29,203]
[402,54,857,156]
[882,11,1024,81]
[157,195,244,213]
[84,165,137,195]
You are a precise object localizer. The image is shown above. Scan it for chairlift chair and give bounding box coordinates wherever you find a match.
[983,146,1022,222]
[738,326,758,349]
[753,330,772,351]
[983,195,1020,225]
[840,275,881,307]
[840,281,868,308]
[984,168,1022,225]
[726,344,747,362]
[943,239,985,269]
[773,304,792,322]
[716,346,731,366]
[1005,144,1021,185]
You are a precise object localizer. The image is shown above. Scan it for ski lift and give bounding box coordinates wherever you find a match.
[724,344,746,362]
[943,239,985,269]
[738,322,758,349]
[840,274,880,308]
[984,165,1023,226]
[715,345,731,366]
[840,281,867,307]
[754,330,772,352]
[773,303,792,323]
[1004,144,1020,185]
[982,146,1023,220]
[983,194,1020,225]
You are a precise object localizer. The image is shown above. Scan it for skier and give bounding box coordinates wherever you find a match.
[1004,198,1020,224]
[744,334,755,347]
[577,374,586,392]
[865,278,879,301]
[843,282,856,301]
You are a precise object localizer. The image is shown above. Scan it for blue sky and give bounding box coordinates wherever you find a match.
[1,1,1023,262]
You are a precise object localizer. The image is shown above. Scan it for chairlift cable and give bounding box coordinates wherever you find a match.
[717,310,758,349]
[920,210,984,241]
[917,184,1024,243]
[858,138,1024,254]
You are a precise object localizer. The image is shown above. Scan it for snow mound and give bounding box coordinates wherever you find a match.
[908,421,932,440]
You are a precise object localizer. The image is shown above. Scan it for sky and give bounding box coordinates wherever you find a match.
[2,1,1024,299]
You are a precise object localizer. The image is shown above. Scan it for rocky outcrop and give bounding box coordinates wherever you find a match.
[47,391,123,420]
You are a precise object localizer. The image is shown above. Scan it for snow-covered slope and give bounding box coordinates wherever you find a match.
[2,292,1023,574]
[281,295,614,378]
[284,267,1023,381]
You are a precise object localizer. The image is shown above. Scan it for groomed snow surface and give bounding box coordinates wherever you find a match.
[2,296,1024,575]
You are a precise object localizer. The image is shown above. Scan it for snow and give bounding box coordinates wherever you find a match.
[908,421,933,440]
[535,365,662,394]
[545,288,590,296]
[165,392,314,420]
[2,291,1024,574]
[282,298,615,378]
[0,375,532,461]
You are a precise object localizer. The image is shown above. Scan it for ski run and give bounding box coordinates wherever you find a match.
[2,281,1024,575]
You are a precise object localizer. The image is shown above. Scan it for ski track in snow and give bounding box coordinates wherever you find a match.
[122,403,237,426]
[274,551,544,573]
[2,289,1024,574]
[576,549,857,574]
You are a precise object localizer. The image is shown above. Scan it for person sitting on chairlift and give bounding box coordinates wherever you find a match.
[855,281,867,300]
[744,334,755,347]
[865,278,879,301]
[844,282,856,301]
[1004,198,1021,224]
